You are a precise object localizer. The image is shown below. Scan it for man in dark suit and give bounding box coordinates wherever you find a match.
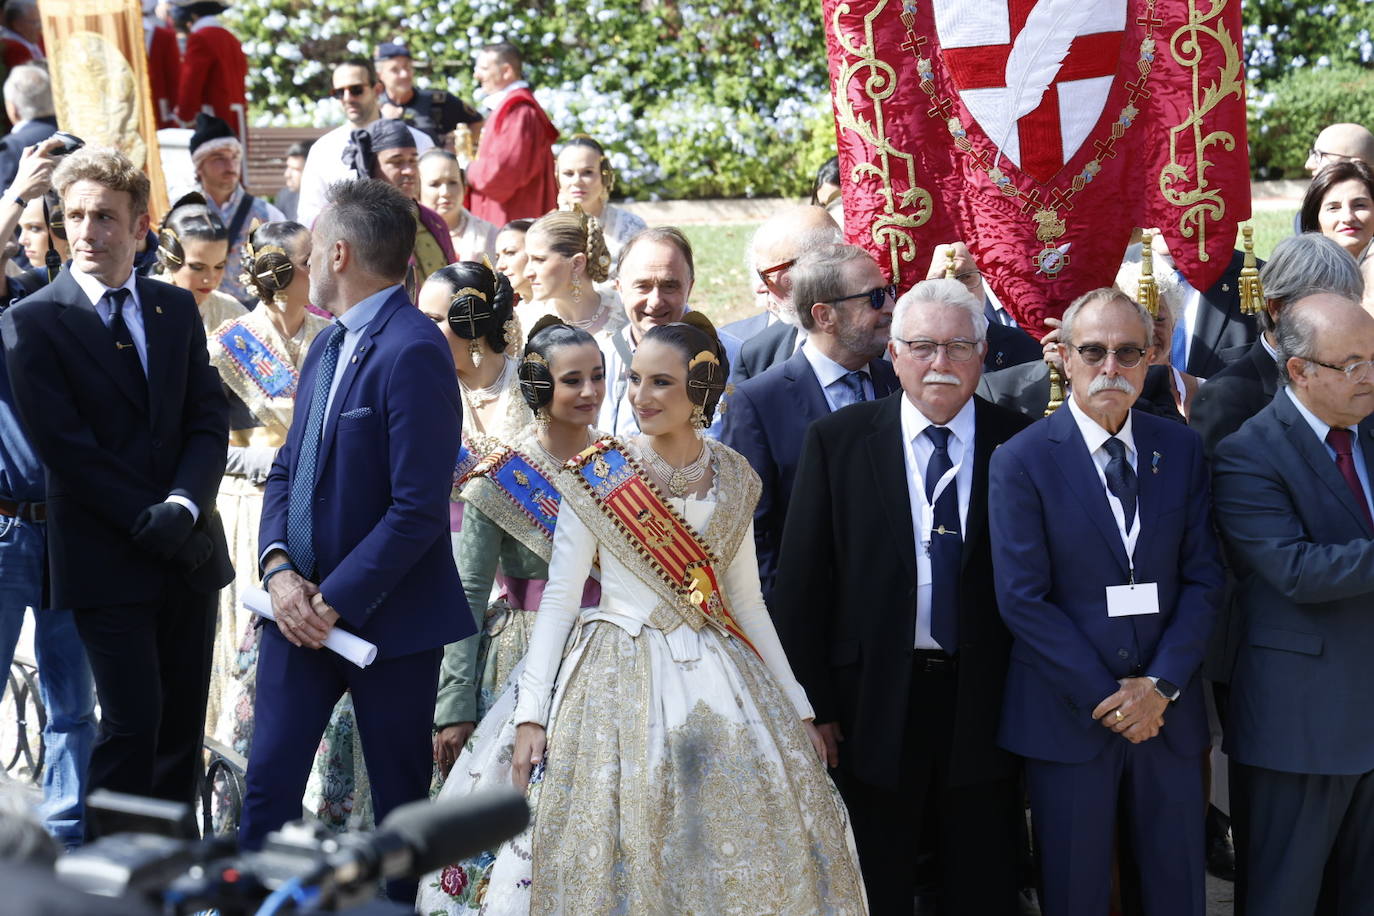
[924,242,1041,371]
[1212,293,1374,915]
[721,243,898,604]
[0,147,233,814]
[990,288,1223,916]
[0,63,56,191]
[240,180,469,900]
[1128,236,1257,378]
[1192,233,1364,458]
[730,205,841,382]
[773,277,1031,915]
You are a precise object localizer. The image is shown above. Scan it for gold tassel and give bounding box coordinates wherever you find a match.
[1137,229,1159,318]
[943,245,956,279]
[1046,363,1065,418]
[1239,224,1264,316]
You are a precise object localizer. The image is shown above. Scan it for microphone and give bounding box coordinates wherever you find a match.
[301,788,530,894]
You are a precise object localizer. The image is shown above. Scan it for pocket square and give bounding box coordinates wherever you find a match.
[340,406,374,419]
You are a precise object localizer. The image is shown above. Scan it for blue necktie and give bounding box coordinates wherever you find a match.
[924,426,960,654]
[103,289,147,400]
[286,321,347,579]
[1103,437,1138,532]
[832,370,868,409]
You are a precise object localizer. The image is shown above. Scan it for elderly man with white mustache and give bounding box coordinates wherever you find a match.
[772,277,1032,913]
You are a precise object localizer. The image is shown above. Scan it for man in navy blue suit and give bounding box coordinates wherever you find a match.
[990,288,1223,916]
[239,180,470,894]
[1213,293,1374,914]
[721,243,897,602]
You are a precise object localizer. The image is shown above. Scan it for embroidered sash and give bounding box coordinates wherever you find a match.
[562,437,759,656]
[210,317,301,435]
[460,445,564,562]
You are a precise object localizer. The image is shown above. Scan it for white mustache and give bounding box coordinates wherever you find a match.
[922,371,961,385]
[1088,374,1137,396]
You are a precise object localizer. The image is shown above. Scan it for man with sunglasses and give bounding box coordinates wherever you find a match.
[295,59,432,229]
[1213,293,1374,914]
[773,278,1031,914]
[990,288,1223,916]
[721,243,898,606]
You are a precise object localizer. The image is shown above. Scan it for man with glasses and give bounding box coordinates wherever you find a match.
[1213,293,1374,914]
[721,243,898,605]
[295,59,433,229]
[990,288,1223,916]
[730,205,842,382]
[1306,123,1374,176]
[924,241,1043,371]
[773,278,1031,914]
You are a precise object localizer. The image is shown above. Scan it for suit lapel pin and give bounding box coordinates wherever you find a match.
[155,306,163,314]
[1222,283,1230,292]
[1152,451,1161,474]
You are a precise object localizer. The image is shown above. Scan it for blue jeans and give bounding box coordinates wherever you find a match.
[0,514,96,848]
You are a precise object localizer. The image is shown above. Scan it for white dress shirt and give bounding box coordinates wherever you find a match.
[1067,396,1139,566]
[899,393,975,650]
[801,340,872,411]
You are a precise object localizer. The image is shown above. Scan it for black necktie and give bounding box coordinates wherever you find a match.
[103,288,147,402]
[1103,437,1137,532]
[924,426,960,654]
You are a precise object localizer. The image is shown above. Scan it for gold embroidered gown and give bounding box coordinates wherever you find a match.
[418,437,867,915]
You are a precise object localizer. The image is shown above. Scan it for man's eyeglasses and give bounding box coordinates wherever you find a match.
[1072,345,1148,368]
[825,283,897,311]
[894,338,978,362]
[1308,147,1352,167]
[756,258,796,286]
[331,84,368,100]
[1308,356,1374,384]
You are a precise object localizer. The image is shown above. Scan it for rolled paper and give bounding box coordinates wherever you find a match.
[241,586,378,668]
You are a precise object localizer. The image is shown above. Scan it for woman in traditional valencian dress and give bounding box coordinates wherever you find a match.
[156,192,246,334]
[554,135,647,262]
[203,221,331,803]
[431,316,606,777]
[517,208,624,342]
[418,313,866,915]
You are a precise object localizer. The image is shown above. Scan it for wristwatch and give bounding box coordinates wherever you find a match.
[11,193,24,208]
[1153,678,1181,701]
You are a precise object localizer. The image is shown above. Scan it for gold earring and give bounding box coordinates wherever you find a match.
[468,339,484,367]
[572,277,583,304]
[534,407,550,431]
[690,404,707,431]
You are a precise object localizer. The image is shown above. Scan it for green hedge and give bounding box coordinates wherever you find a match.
[226,0,839,199]
[1249,65,1374,179]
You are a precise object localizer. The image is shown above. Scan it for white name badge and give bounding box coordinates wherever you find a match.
[1106,582,1159,617]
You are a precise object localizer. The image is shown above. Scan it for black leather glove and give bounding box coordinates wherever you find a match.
[172,529,214,574]
[130,502,195,560]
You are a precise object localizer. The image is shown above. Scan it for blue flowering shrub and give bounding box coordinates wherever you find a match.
[228,0,840,198]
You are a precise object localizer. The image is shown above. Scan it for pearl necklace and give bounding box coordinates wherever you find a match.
[566,300,609,331]
[643,439,710,498]
[461,356,513,408]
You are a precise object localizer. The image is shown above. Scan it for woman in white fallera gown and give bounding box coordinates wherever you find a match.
[418,313,867,915]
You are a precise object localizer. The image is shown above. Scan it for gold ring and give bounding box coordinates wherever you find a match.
[1114,709,1124,722]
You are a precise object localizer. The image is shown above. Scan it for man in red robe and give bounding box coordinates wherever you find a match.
[466,42,557,225]
[170,0,248,146]
[144,0,181,130]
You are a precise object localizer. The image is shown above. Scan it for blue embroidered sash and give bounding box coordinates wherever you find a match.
[217,321,297,398]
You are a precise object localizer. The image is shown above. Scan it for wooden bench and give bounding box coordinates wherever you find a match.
[244,125,329,200]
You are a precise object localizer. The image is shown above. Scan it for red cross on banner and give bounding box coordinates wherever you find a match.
[936,0,1126,183]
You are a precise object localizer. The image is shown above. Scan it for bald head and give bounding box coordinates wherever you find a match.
[1276,292,1374,428]
[1309,124,1374,174]
[749,205,842,323]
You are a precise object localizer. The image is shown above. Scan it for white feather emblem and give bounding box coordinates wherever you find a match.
[989,0,1100,161]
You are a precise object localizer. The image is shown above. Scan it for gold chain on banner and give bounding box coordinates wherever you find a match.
[830,0,936,285]
[1159,0,1243,263]
[907,0,1160,279]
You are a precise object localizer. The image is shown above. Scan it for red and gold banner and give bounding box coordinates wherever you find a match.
[826,0,1250,336]
[40,0,169,218]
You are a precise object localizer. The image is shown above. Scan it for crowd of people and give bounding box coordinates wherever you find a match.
[0,7,1373,915]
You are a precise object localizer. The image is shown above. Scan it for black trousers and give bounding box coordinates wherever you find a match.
[73,580,216,821]
[840,657,1024,916]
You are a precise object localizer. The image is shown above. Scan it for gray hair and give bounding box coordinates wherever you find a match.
[1060,287,1153,348]
[1273,297,1327,386]
[789,243,873,331]
[613,225,695,283]
[892,278,989,342]
[1258,233,1364,333]
[3,63,51,122]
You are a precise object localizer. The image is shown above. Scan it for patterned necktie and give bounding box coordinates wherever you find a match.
[286,321,347,579]
[923,426,960,654]
[1103,437,1138,532]
[832,370,868,409]
[103,288,146,399]
[1326,428,1374,530]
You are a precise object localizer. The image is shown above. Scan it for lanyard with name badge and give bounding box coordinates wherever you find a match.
[1103,462,1158,617]
[903,427,963,555]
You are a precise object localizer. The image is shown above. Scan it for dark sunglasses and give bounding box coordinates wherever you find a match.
[330,84,368,100]
[825,283,897,311]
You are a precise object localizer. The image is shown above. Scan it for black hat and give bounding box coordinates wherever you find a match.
[375,42,411,61]
[189,112,240,164]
